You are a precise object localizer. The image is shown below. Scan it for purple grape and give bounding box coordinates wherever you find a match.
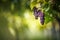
[38,10,43,17]
[33,7,45,25]
[37,10,44,25]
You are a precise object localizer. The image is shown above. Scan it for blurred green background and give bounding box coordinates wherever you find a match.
[0,0,60,40]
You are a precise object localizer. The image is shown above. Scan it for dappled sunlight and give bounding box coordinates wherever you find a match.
[7,14,21,29]
[11,3,14,11]
[14,16,21,29]
[24,10,40,33]
[24,10,41,38]
[4,12,22,37]
[9,27,16,37]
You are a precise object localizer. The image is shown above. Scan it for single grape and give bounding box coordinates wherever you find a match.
[38,10,43,17]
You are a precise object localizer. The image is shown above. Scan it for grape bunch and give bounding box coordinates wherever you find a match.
[33,7,45,25]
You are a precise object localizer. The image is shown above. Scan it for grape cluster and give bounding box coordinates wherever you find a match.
[33,7,45,25]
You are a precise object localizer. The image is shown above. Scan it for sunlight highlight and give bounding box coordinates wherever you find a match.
[9,27,16,36]
[11,3,14,11]
[14,16,21,29]
[24,10,40,33]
